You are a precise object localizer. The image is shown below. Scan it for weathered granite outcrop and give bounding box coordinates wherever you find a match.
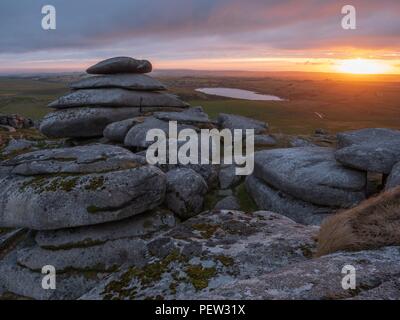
[253,147,366,207]
[245,175,332,225]
[335,128,400,174]
[200,246,400,300]
[0,209,177,299]
[0,145,166,230]
[80,210,318,300]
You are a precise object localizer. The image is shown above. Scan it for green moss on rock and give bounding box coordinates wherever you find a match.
[185,265,216,291]
[192,223,219,239]
[45,176,79,192]
[20,174,82,193]
[84,176,106,191]
[102,250,187,299]
[86,205,103,214]
[215,255,235,267]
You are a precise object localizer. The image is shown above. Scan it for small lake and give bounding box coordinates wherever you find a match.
[195,87,284,101]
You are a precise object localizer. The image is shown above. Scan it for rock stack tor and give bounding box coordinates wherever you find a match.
[0,143,177,299]
[3,56,400,299]
[39,57,188,138]
[0,57,218,299]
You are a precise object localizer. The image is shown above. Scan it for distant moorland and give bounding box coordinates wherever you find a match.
[1,71,400,134]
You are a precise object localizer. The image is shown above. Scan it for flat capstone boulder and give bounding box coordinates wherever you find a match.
[70,74,166,91]
[48,89,188,109]
[86,57,152,74]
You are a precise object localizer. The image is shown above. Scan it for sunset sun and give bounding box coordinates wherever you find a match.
[336,58,391,74]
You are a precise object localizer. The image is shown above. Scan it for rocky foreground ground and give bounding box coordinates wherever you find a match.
[1,57,400,300]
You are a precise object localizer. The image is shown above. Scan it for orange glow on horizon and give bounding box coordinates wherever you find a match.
[1,56,400,75]
[335,58,392,74]
[154,57,400,74]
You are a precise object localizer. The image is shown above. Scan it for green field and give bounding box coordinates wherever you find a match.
[0,78,68,119]
[164,74,400,134]
[1,72,400,135]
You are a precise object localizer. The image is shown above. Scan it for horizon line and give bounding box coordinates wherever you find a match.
[1,68,400,76]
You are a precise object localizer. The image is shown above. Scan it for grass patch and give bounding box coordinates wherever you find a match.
[202,191,220,211]
[235,183,258,212]
[2,74,400,135]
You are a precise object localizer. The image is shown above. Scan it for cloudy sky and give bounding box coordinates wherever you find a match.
[0,0,399,73]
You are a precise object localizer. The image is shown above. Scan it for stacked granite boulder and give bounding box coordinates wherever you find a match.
[36,57,217,218]
[0,143,179,299]
[40,57,188,139]
[0,144,167,229]
[245,128,400,225]
[0,57,221,299]
[246,147,367,225]
[334,128,400,190]
[37,57,278,205]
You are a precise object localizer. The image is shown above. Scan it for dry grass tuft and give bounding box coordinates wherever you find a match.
[316,186,400,257]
